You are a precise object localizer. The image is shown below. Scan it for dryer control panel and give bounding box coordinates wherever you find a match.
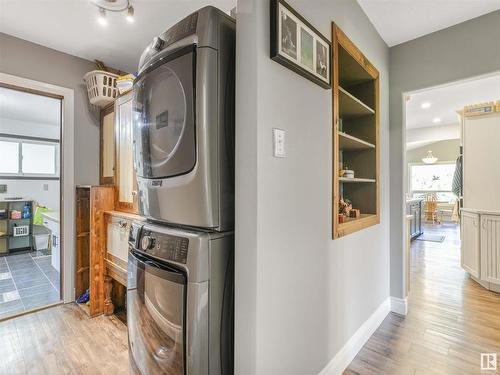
[139,228,189,264]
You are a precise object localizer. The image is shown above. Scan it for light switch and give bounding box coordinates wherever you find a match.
[273,128,286,158]
[43,184,49,191]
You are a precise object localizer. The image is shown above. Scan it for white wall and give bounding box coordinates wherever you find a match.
[389,10,500,299]
[235,0,390,373]
[407,139,460,164]
[0,179,59,211]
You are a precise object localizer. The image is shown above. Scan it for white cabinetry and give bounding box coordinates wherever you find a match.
[461,209,500,292]
[480,214,500,287]
[461,211,480,278]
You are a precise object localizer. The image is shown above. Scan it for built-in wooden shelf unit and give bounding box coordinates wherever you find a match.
[332,23,380,239]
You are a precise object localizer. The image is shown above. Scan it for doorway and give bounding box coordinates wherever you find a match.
[0,85,63,318]
[402,72,500,298]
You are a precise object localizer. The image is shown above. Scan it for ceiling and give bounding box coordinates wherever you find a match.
[0,0,235,73]
[357,0,500,46]
[0,87,61,126]
[406,74,500,130]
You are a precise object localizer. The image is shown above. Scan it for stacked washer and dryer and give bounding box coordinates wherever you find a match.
[127,7,235,375]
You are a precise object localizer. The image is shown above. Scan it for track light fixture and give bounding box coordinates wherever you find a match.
[91,0,135,26]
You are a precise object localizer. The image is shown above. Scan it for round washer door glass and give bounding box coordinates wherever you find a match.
[134,49,196,179]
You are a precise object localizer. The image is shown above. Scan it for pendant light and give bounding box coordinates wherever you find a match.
[422,150,438,164]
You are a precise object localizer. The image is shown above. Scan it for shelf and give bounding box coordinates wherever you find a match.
[339,87,374,118]
[339,177,376,183]
[77,232,90,238]
[339,45,373,87]
[339,132,375,150]
[337,214,379,238]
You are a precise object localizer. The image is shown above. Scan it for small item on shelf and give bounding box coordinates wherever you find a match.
[342,169,355,178]
[338,118,343,132]
[13,225,29,237]
[76,289,90,304]
[339,198,352,217]
[0,209,7,219]
[463,102,495,117]
[22,202,31,219]
[10,210,21,220]
[116,73,136,94]
[338,214,346,223]
[496,100,500,113]
[349,209,361,219]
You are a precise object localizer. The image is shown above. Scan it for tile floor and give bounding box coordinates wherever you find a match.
[0,253,60,319]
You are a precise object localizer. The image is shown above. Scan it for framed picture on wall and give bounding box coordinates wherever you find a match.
[270,0,331,89]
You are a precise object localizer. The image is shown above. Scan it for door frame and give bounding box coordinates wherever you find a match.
[0,72,75,303]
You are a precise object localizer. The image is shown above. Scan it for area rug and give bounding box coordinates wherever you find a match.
[416,234,445,243]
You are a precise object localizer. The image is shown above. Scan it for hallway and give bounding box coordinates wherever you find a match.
[346,223,500,374]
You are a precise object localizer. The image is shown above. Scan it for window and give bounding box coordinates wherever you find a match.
[410,163,457,202]
[0,140,20,174]
[0,138,59,177]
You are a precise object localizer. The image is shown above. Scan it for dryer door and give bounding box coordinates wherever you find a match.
[133,45,196,179]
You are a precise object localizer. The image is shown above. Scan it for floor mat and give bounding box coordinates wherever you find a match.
[416,234,445,242]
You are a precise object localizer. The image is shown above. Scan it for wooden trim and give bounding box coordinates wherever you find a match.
[0,82,64,100]
[333,25,378,80]
[88,186,115,317]
[332,23,380,239]
[332,23,340,239]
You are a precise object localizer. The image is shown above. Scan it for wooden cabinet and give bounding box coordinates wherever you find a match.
[332,24,380,238]
[114,92,138,213]
[480,214,500,286]
[75,186,114,317]
[461,211,480,278]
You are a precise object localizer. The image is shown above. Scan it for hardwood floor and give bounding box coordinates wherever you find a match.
[345,223,500,375]
[0,303,129,374]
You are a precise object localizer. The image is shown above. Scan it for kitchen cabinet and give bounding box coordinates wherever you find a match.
[406,199,423,240]
[480,214,500,286]
[461,211,480,278]
[114,92,138,213]
[100,104,115,185]
[461,209,500,292]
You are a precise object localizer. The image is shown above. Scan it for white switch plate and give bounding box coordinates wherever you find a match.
[273,128,286,158]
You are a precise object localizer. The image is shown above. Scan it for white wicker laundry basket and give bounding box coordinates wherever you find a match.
[84,70,119,107]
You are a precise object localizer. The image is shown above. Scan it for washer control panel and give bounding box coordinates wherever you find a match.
[139,228,189,264]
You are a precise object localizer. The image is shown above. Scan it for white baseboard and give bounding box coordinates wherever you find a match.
[318,297,391,375]
[390,296,408,316]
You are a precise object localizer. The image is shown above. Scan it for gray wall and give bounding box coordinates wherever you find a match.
[389,10,500,299]
[235,0,390,373]
[0,33,100,185]
[407,139,460,164]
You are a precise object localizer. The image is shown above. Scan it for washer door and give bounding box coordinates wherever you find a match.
[133,46,196,179]
[128,250,186,375]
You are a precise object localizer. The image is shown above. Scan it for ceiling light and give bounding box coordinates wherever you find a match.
[432,117,441,123]
[422,150,438,164]
[126,6,134,23]
[421,102,431,109]
[97,8,107,26]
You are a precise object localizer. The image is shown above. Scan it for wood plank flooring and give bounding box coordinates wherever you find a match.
[345,223,500,374]
[0,303,129,374]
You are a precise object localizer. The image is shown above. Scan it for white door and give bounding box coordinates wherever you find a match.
[461,211,480,278]
[480,214,500,286]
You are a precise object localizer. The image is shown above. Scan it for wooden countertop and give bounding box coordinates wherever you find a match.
[104,210,146,221]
